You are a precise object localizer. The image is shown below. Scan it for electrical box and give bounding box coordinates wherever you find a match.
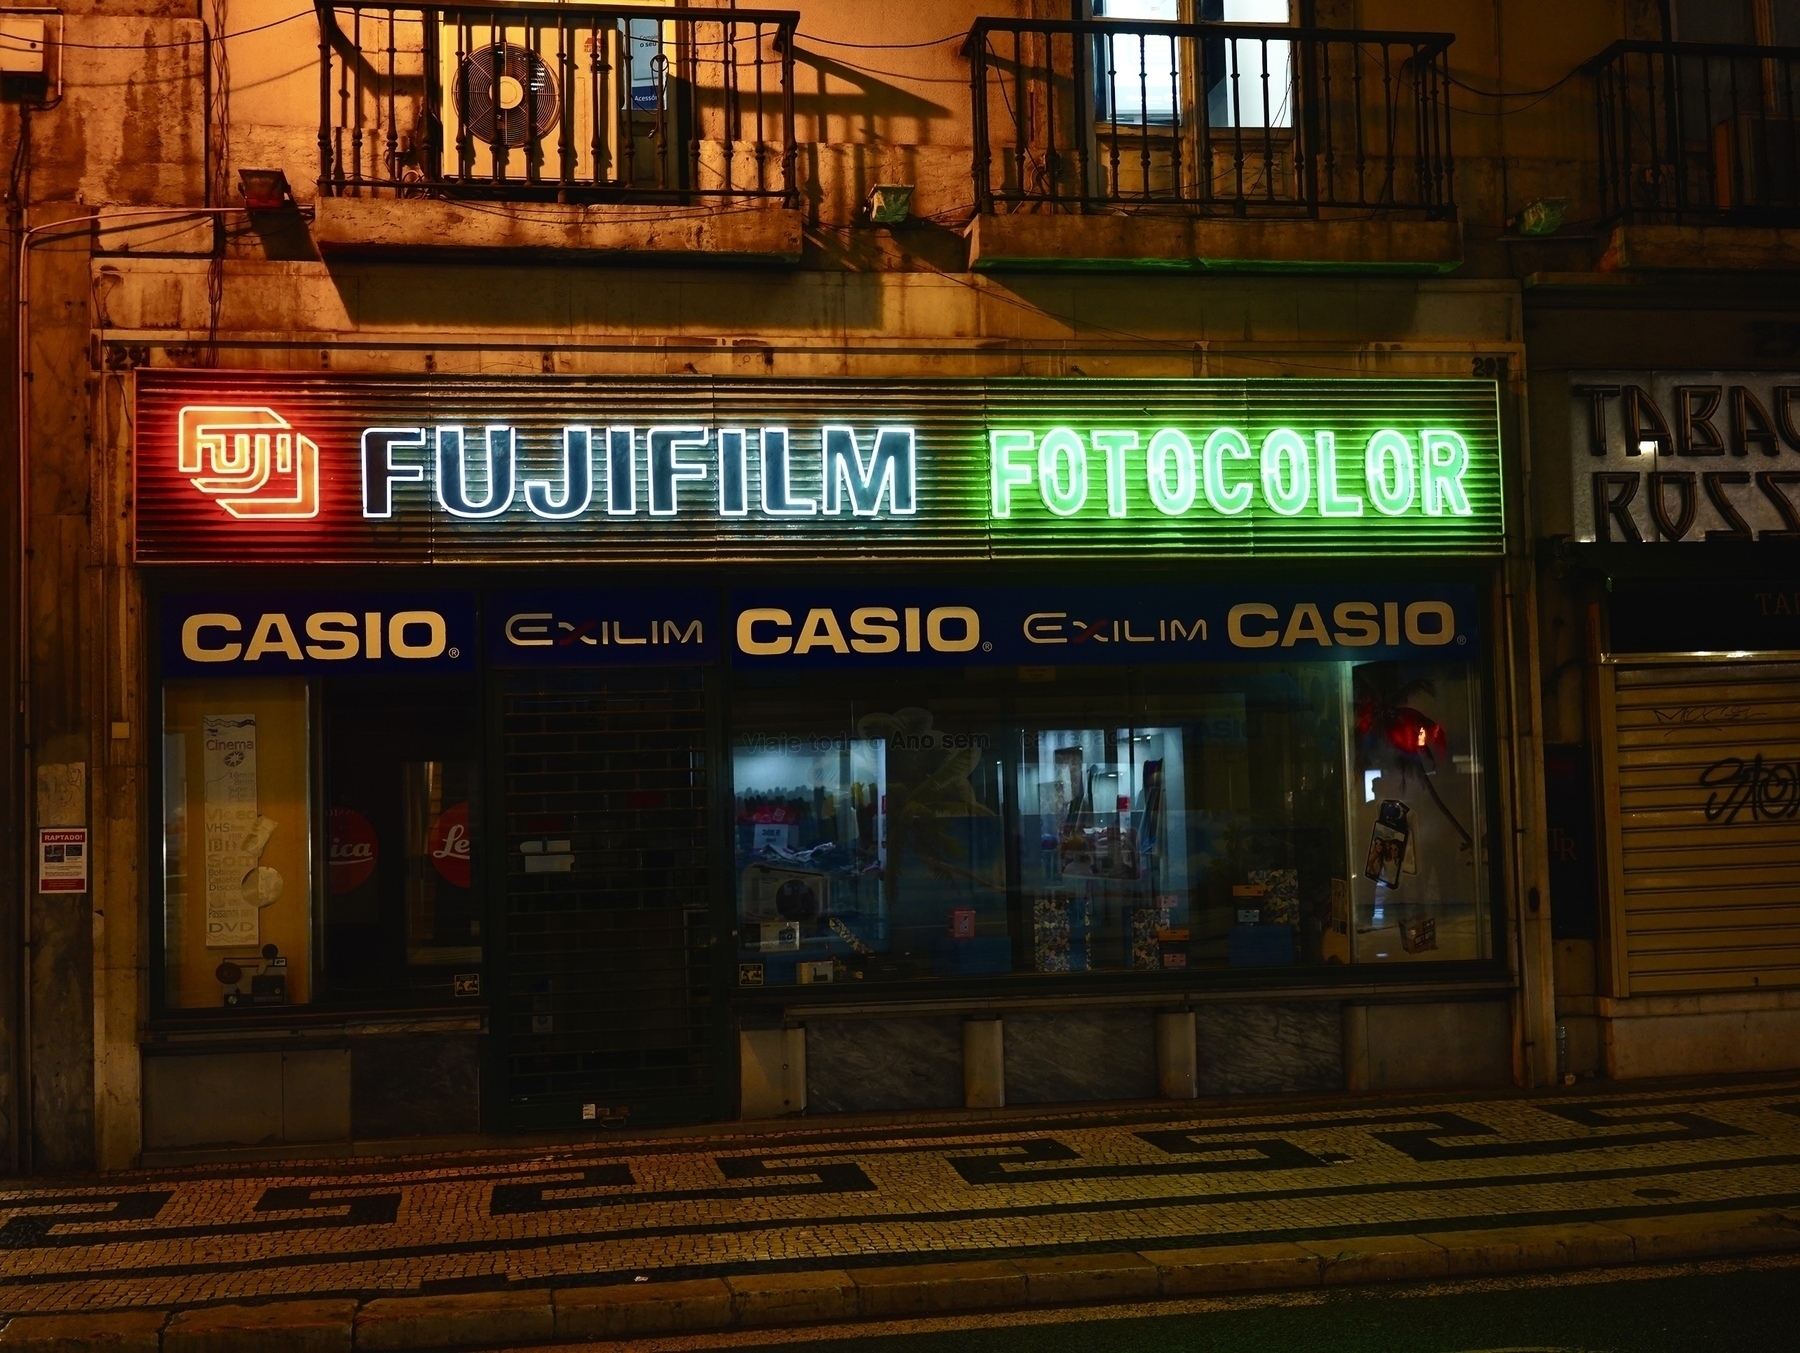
[0,16,46,75]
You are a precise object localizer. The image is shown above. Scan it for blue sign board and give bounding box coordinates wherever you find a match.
[488,590,717,666]
[160,593,477,676]
[729,586,1481,668]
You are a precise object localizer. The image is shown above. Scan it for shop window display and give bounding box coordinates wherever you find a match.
[162,679,315,1009]
[320,677,484,1000]
[732,662,1491,987]
[160,675,483,1011]
[732,690,1008,985]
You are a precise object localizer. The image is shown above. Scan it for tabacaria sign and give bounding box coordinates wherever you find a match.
[1572,371,1800,542]
[134,372,1505,564]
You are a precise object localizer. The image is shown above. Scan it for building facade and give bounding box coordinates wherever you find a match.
[5,0,1794,1172]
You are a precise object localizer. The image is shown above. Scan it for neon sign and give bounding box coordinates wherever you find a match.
[989,426,1474,521]
[134,373,1504,564]
[358,424,918,522]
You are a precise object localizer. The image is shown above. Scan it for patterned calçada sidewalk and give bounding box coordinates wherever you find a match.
[2,1075,1800,1340]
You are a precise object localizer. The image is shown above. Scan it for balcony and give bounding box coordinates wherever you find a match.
[1589,39,1800,271]
[963,16,1461,273]
[310,1,803,263]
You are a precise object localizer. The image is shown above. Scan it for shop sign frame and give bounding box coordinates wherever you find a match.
[134,372,1506,565]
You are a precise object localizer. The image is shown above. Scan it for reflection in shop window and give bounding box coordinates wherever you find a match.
[1351,662,1490,963]
[322,677,483,1001]
[732,661,1490,987]
[734,707,1007,984]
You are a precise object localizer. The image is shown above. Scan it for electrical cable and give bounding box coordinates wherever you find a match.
[2,9,310,49]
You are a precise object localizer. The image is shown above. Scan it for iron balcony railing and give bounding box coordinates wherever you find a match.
[1590,39,1800,227]
[965,17,1455,218]
[314,1,798,203]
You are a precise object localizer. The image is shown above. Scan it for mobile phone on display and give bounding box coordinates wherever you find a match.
[1364,799,1410,889]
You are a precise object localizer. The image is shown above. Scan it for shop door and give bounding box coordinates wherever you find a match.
[492,669,723,1130]
[1602,659,1800,996]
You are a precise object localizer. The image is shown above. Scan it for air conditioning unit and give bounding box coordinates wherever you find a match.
[433,14,671,188]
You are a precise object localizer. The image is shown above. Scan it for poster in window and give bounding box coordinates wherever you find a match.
[203,713,270,947]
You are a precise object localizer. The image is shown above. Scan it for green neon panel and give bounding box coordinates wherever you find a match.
[981,378,1504,559]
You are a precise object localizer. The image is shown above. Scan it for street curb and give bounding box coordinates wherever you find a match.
[2,1208,1798,1349]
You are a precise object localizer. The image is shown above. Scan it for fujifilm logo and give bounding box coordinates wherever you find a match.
[361,424,917,522]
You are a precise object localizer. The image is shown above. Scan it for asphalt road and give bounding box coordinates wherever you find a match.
[749,1258,1800,1353]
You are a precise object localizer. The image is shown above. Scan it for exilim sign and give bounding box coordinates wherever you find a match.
[134,373,1504,565]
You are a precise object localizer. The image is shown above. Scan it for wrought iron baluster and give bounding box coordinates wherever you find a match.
[1436,46,1454,212]
[385,10,398,187]
[1014,28,1027,202]
[1105,28,1120,202]
[620,18,637,188]
[1196,26,1213,207]
[1230,32,1246,208]
[558,10,572,196]
[1167,26,1182,202]
[1379,43,1395,205]
[754,21,768,196]
[1351,36,1367,204]
[590,16,606,187]
[1044,31,1060,203]
[724,19,740,197]
[1320,37,1337,207]
[972,31,992,212]
[349,8,362,188]
[652,24,671,192]
[489,10,505,184]
[1137,32,1150,200]
[318,2,336,192]
[525,14,540,184]
[1071,25,1090,208]
[779,16,795,208]
[686,21,702,198]
[1259,37,1274,201]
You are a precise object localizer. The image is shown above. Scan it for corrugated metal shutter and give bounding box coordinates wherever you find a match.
[1608,660,1800,995]
[499,668,717,1128]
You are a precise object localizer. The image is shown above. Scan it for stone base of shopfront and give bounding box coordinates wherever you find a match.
[740,992,1514,1119]
[1560,992,1800,1082]
[140,1020,483,1152]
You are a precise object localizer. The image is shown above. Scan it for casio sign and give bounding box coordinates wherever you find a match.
[737,605,980,656]
[180,609,452,663]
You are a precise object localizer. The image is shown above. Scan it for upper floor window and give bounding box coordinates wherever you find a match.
[1093,0,1292,130]
[1671,0,1800,44]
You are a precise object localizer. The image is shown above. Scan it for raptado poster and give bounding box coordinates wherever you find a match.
[202,714,264,947]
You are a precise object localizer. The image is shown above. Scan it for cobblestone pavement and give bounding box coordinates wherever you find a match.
[3,1076,1799,1318]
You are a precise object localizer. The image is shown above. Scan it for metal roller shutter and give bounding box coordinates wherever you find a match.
[1607,660,1800,995]
[498,669,718,1129]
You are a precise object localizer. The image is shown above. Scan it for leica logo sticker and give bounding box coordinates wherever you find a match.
[178,406,320,518]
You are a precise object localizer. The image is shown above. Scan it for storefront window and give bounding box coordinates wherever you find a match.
[160,674,482,1011]
[732,661,1491,987]
[162,679,316,1009]
[1350,661,1491,963]
[732,693,1007,984]
[320,676,483,1001]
